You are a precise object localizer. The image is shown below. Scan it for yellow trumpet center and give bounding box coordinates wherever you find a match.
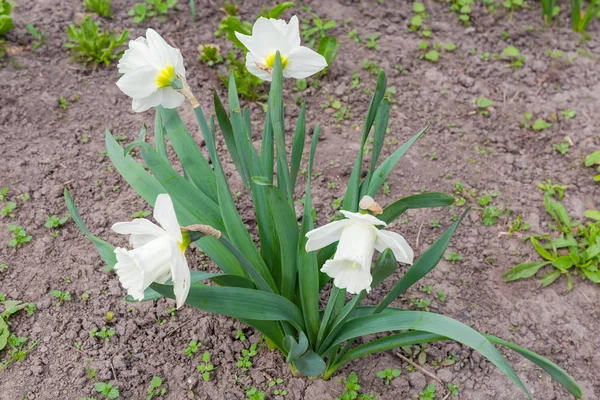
[179,231,191,253]
[265,53,289,69]
[156,65,176,88]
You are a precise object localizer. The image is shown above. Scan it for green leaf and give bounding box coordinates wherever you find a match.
[264,183,299,301]
[360,99,390,197]
[150,284,305,332]
[530,237,554,261]
[375,208,469,312]
[584,151,600,167]
[158,107,218,202]
[425,50,439,62]
[540,270,561,287]
[317,36,339,65]
[366,125,429,197]
[283,331,309,362]
[380,192,454,224]
[0,318,9,351]
[268,52,292,203]
[298,125,322,347]
[330,311,532,399]
[552,256,573,270]
[290,103,306,190]
[371,248,399,288]
[476,97,494,108]
[64,189,117,270]
[584,210,600,221]
[503,262,549,282]
[503,45,520,58]
[213,89,248,187]
[293,350,326,377]
[333,329,582,399]
[344,70,387,212]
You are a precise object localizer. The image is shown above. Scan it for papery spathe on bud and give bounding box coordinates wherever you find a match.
[235,15,327,81]
[112,194,191,308]
[116,29,186,112]
[305,201,413,294]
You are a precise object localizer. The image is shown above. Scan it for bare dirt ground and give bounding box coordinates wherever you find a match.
[1,0,599,399]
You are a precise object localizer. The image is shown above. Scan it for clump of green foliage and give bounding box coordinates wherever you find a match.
[1,296,39,369]
[376,367,401,384]
[335,372,375,400]
[197,351,215,381]
[504,186,600,290]
[64,17,129,67]
[129,0,177,23]
[94,381,120,399]
[0,0,14,36]
[146,376,167,399]
[8,225,32,248]
[84,0,113,18]
[570,0,600,33]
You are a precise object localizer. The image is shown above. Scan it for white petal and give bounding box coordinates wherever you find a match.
[118,38,149,74]
[270,18,289,35]
[114,247,145,300]
[116,65,159,98]
[113,236,173,300]
[285,16,301,49]
[340,210,386,226]
[146,28,176,67]
[245,53,274,81]
[159,87,185,109]
[235,31,254,51]
[305,219,349,252]
[284,46,327,79]
[153,194,182,242]
[374,230,414,264]
[334,222,377,270]
[321,260,372,294]
[112,219,166,248]
[132,91,163,112]
[170,241,191,309]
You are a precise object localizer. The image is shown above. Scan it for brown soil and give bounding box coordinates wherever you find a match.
[1,1,599,399]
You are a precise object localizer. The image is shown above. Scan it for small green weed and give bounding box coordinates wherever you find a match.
[64,17,128,67]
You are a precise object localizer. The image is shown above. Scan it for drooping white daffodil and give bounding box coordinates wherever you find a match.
[112,194,191,308]
[305,202,414,294]
[116,29,186,112]
[235,15,327,81]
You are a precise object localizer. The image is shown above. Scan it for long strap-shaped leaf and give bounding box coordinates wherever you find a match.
[105,130,244,277]
[343,70,387,212]
[375,208,469,312]
[331,328,582,399]
[328,311,532,399]
[365,124,429,197]
[290,103,306,190]
[150,284,305,333]
[64,189,117,269]
[297,125,321,347]
[380,192,455,224]
[158,107,218,203]
[213,89,249,188]
[360,98,389,197]
[268,52,293,206]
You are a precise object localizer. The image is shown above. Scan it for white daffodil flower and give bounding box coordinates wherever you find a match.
[112,194,191,308]
[235,15,327,81]
[116,28,186,112]
[305,210,414,294]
